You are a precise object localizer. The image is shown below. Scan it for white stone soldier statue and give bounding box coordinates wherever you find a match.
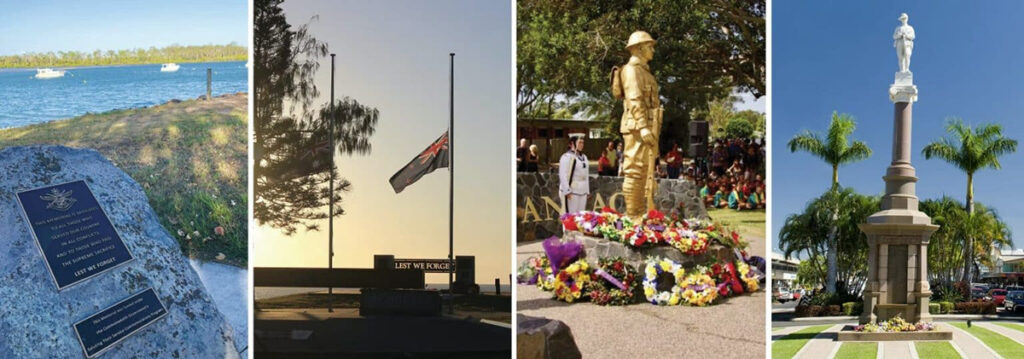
[894,13,915,73]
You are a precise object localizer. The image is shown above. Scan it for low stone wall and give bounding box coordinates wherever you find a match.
[568,231,732,270]
[516,172,707,242]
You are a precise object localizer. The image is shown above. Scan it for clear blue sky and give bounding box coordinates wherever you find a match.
[254,0,512,284]
[772,2,1024,255]
[0,0,247,55]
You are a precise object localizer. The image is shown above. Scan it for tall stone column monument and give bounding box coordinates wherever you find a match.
[858,13,939,325]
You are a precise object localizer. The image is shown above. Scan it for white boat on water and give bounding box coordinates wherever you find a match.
[160,63,180,72]
[35,68,65,79]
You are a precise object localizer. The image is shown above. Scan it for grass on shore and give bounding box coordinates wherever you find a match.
[915,341,961,359]
[0,94,248,267]
[707,208,766,240]
[834,342,876,359]
[771,324,832,359]
[949,322,1024,358]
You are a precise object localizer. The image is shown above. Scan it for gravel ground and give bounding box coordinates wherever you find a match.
[516,231,767,358]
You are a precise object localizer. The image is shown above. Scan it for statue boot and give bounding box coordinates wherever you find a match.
[622,176,646,219]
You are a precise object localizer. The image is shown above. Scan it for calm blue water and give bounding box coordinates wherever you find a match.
[0,61,247,128]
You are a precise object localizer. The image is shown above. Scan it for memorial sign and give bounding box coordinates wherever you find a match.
[394,258,454,273]
[73,288,168,358]
[16,180,134,290]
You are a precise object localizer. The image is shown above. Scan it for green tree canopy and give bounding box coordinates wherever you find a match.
[517,0,764,148]
[724,117,754,139]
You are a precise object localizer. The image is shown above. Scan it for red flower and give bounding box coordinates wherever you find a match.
[647,209,665,220]
[601,206,620,215]
[718,284,730,296]
[725,262,744,295]
[731,231,741,246]
[562,217,578,231]
[614,262,623,271]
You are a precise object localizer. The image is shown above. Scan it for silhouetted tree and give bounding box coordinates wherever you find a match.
[254,0,379,235]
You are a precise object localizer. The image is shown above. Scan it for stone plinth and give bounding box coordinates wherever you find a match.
[517,172,707,242]
[837,326,952,342]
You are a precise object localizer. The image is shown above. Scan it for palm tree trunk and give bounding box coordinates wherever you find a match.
[826,165,839,293]
[961,173,974,284]
[831,165,839,189]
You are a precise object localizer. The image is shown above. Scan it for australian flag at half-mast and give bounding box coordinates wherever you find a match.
[389,130,449,193]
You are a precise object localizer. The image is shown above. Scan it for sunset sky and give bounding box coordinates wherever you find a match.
[253,0,512,284]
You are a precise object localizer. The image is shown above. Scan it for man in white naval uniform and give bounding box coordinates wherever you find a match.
[559,136,590,214]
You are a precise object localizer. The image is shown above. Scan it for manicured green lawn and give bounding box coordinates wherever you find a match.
[707,208,765,240]
[834,342,876,359]
[915,342,961,359]
[950,322,1024,358]
[997,322,1024,333]
[772,324,833,359]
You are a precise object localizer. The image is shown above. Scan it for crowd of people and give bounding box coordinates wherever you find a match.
[692,138,766,211]
[516,136,766,212]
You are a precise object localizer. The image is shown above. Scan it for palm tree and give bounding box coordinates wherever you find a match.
[787,112,872,293]
[788,112,873,188]
[922,118,1017,284]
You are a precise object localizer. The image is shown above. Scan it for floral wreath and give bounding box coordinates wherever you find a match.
[679,272,719,306]
[587,257,642,306]
[552,259,591,303]
[642,258,687,305]
[533,256,555,291]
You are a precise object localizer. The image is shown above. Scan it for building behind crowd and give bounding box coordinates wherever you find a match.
[981,248,1024,287]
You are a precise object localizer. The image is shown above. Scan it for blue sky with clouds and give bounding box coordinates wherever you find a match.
[0,0,247,55]
[772,2,1024,254]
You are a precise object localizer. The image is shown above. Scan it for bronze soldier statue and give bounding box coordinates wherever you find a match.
[612,31,662,219]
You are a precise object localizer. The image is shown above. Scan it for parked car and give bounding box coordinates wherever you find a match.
[775,288,793,303]
[1005,291,1024,313]
[972,287,988,301]
[987,289,1008,306]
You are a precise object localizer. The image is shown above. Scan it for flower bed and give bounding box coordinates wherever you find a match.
[854,315,936,333]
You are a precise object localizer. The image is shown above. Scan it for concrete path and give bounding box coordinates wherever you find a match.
[946,323,1001,359]
[772,325,803,341]
[793,324,842,359]
[881,341,913,359]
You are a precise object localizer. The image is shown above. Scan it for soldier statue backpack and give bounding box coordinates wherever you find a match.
[610,65,624,99]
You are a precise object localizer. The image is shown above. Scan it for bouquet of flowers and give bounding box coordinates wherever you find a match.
[552,258,591,303]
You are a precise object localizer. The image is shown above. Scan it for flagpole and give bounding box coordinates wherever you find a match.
[448,52,454,315]
[328,53,336,313]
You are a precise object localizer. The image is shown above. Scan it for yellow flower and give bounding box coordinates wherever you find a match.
[660,260,672,271]
[669,294,680,305]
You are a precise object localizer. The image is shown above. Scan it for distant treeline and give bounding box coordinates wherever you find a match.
[0,44,248,68]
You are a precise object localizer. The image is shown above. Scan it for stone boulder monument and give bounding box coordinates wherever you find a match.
[0,146,239,358]
[859,13,938,325]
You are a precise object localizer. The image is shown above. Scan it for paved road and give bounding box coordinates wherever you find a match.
[517,237,767,358]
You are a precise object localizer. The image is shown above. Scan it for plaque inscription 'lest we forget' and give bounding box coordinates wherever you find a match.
[16,180,135,290]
